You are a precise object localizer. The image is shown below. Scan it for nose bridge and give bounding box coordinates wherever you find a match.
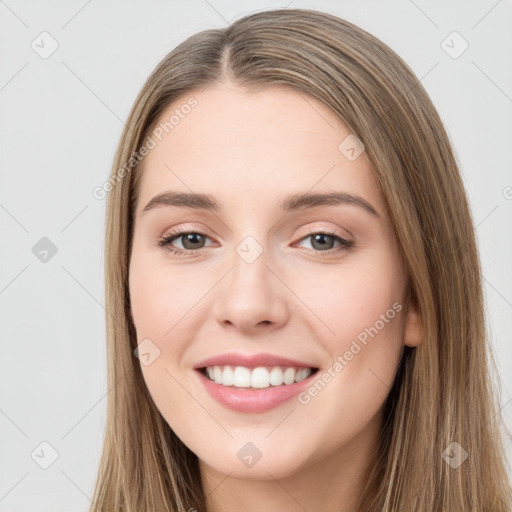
[230,233,275,301]
[213,233,289,331]
[232,235,270,288]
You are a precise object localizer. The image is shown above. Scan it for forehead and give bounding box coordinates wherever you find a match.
[136,83,385,216]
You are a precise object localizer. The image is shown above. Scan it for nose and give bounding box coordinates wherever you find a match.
[213,246,290,334]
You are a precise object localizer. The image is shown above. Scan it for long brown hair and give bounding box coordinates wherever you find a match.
[91,8,511,511]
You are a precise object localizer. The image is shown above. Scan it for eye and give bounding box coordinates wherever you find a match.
[293,228,354,255]
[157,227,355,256]
[157,230,213,255]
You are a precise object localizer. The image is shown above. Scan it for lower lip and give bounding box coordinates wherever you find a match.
[195,369,316,413]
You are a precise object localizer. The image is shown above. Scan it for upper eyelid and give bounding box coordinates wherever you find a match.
[298,225,351,240]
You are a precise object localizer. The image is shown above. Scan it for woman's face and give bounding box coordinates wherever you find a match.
[129,82,421,482]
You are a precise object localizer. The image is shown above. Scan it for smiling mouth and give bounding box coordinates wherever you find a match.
[198,365,319,389]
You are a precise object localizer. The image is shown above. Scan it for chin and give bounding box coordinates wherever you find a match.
[199,454,306,481]
[195,435,316,481]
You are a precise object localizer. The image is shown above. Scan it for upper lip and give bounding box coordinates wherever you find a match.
[194,352,318,370]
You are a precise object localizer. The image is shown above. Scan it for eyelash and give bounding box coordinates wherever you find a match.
[157,227,355,257]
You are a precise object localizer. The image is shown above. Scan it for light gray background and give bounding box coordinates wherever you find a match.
[1,1,511,510]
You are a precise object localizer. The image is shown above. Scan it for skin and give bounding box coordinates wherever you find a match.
[128,81,423,512]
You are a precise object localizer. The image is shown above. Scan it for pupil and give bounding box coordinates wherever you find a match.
[312,234,333,250]
[184,233,203,249]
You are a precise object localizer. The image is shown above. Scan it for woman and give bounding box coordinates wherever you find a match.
[91,8,511,511]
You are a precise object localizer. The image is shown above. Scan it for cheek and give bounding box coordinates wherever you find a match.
[128,246,199,341]
[292,256,404,353]
[128,248,198,422]
[292,252,405,408]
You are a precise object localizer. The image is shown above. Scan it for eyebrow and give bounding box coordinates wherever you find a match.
[141,190,379,217]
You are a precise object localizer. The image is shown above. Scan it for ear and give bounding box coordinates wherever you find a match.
[403,293,423,347]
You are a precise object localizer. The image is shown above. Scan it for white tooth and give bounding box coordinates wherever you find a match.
[233,366,251,387]
[206,365,311,387]
[269,367,284,386]
[222,366,234,386]
[283,367,296,385]
[213,366,223,384]
[295,368,312,382]
[251,367,270,388]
